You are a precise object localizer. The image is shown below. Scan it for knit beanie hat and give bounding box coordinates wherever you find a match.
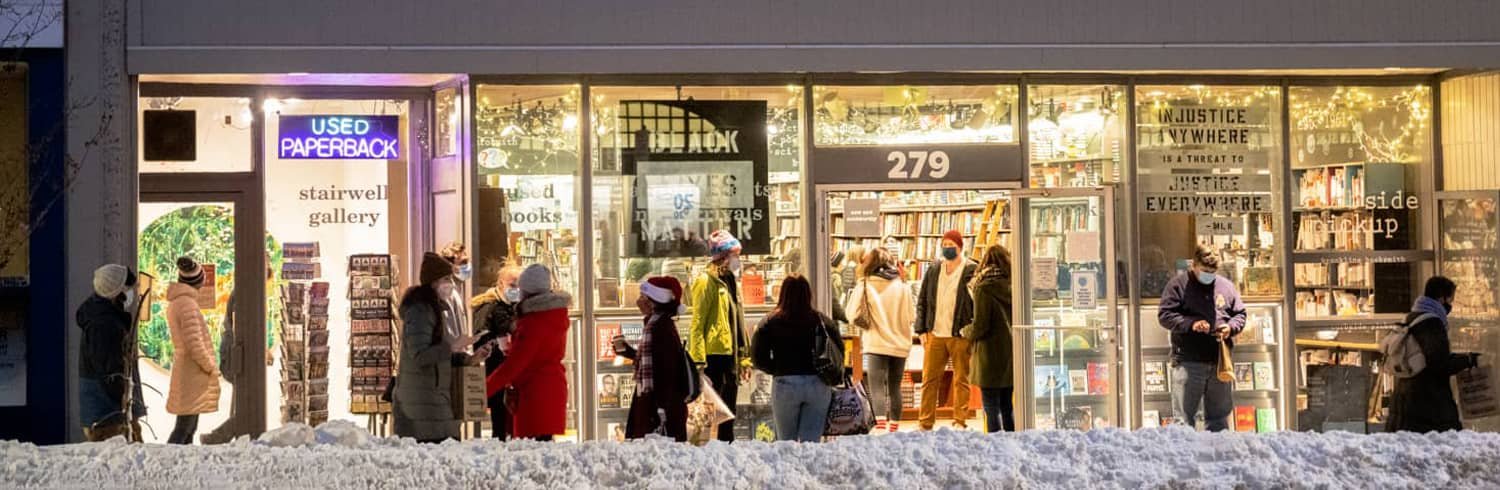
[93,264,132,298]
[707,230,741,261]
[177,257,204,287]
[942,229,964,249]
[419,252,454,287]
[518,264,552,296]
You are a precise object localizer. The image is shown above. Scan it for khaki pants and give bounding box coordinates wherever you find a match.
[919,336,972,429]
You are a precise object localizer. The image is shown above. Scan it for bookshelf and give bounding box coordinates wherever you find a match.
[1137,303,1284,431]
[827,190,1011,287]
[1291,162,1414,319]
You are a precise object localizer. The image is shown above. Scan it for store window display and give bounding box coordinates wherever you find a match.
[1287,85,1434,433]
[813,85,1017,146]
[1028,85,1126,187]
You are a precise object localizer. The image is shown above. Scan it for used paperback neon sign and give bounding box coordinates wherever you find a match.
[278,115,400,159]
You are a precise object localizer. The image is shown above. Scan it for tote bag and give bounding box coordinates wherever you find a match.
[686,371,735,445]
[1458,365,1500,420]
[823,374,875,436]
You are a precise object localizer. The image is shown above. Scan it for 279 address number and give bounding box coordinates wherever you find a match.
[887,150,951,179]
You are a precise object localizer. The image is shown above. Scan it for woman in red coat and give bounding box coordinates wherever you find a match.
[485,264,572,441]
[613,276,692,441]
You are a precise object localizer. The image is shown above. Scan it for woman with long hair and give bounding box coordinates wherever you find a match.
[961,245,1016,432]
[751,274,842,442]
[393,253,471,443]
[843,247,915,433]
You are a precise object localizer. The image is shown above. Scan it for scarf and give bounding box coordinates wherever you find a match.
[1412,296,1449,327]
[873,265,901,281]
[637,313,660,396]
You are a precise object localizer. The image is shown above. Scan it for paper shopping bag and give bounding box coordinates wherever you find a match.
[1217,340,1235,383]
[1458,365,1499,420]
[686,372,734,445]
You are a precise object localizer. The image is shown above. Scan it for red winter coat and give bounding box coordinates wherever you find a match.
[486,290,571,438]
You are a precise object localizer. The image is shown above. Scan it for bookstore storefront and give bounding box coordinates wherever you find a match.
[134,73,1479,442]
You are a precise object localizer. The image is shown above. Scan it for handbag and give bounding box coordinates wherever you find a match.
[1458,365,1499,420]
[685,371,735,445]
[851,281,877,330]
[823,374,875,436]
[812,317,845,387]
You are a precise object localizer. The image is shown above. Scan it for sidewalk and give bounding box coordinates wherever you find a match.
[5,421,1499,489]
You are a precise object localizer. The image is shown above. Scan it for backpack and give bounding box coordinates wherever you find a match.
[1381,313,1436,378]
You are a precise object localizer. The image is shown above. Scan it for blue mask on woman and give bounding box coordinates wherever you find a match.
[504,286,521,303]
[456,263,473,282]
[1196,271,1216,285]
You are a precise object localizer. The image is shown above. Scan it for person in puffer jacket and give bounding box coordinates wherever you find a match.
[164,257,221,444]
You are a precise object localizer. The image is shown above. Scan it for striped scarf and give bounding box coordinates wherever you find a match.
[636,313,658,396]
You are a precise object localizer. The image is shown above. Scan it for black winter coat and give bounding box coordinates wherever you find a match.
[1387,312,1477,433]
[78,295,130,380]
[914,261,977,337]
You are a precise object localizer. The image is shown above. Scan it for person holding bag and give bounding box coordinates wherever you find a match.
[1387,276,1482,432]
[751,274,842,442]
[844,247,915,434]
[960,245,1015,433]
[614,277,693,442]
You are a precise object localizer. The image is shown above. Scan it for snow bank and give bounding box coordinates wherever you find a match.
[6,425,1500,489]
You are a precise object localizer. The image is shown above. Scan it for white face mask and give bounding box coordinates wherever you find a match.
[122,289,140,312]
[728,256,742,273]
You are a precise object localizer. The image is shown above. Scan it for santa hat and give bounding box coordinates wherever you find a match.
[640,276,688,314]
[942,229,964,249]
[707,230,741,261]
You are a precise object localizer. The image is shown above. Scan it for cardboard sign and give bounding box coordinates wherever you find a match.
[844,198,882,237]
[1072,272,1097,310]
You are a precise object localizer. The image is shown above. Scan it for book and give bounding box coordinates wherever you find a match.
[1034,365,1070,397]
[1033,330,1056,354]
[1060,406,1093,430]
[742,273,766,305]
[1234,363,1254,391]
[1069,370,1088,395]
[597,323,622,362]
[1087,362,1109,395]
[1142,410,1161,428]
[618,373,635,409]
[1143,361,1168,393]
[597,374,621,409]
[1253,361,1274,391]
[1256,408,1276,433]
[1234,406,1256,432]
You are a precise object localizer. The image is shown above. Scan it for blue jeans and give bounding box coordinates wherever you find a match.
[979,387,1015,433]
[1171,361,1233,431]
[771,375,833,442]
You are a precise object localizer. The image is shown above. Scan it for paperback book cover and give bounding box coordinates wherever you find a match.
[1143,361,1168,393]
[1069,370,1088,395]
[1142,410,1161,428]
[1034,365,1070,397]
[1256,408,1277,433]
[597,374,621,409]
[1060,406,1093,430]
[1253,361,1274,391]
[1234,363,1255,391]
[618,373,635,409]
[597,323,622,362]
[1086,362,1109,395]
[1234,406,1256,432]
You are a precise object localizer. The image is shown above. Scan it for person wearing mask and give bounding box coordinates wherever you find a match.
[485,264,572,441]
[844,247,915,434]
[688,230,750,442]
[614,277,693,441]
[913,230,978,430]
[1388,276,1482,433]
[1157,245,1245,432]
[394,253,488,442]
[77,264,146,441]
[751,274,841,442]
[469,264,522,440]
[960,245,1015,433]
[164,257,221,445]
[439,242,473,354]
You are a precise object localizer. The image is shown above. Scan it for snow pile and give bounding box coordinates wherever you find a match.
[6,425,1500,489]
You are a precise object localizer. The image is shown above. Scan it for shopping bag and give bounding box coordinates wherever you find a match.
[824,375,875,436]
[1458,365,1500,420]
[686,372,734,445]
[1217,340,1235,383]
[451,365,488,421]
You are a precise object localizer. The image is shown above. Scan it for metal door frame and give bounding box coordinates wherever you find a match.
[1007,185,1121,430]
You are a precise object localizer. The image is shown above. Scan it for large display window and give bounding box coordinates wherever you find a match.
[1287,85,1434,433]
[1028,85,1127,187]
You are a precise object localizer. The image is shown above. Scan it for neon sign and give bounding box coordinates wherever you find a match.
[278,115,400,159]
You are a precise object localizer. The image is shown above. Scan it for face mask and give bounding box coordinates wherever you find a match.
[1444,302,1454,314]
[941,247,959,261]
[728,257,742,273]
[1196,271,1216,285]
[456,263,473,282]
[504,287,521,303]
[122,289,140,313]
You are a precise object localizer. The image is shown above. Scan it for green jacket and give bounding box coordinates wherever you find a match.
[688,268,748,365]
[962,275,1014,389]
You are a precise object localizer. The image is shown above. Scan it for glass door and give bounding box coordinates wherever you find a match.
[1436,191,1500,432]
[1011,187,1119,430]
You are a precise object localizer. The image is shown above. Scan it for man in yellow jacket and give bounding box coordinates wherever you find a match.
[689,230,749,442]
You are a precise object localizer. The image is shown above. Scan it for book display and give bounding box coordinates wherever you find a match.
[279,242,330,426]
[1027,85,1126,188]
[348,254,397,415]
[1138,303,1283,430]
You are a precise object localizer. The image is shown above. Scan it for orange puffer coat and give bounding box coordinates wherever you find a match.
[165,282,221,415]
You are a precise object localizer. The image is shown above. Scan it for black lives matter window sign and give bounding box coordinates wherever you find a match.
[622,100,769,257]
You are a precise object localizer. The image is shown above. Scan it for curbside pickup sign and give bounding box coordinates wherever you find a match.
[279,115,401,160]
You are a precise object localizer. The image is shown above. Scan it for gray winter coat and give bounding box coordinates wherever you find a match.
[393,299,461,442]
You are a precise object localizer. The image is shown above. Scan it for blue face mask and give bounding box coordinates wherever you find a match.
[456,263,473,282]
[504,287,521,303]
[942,247,959,261]
[1196,271,1216,285]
